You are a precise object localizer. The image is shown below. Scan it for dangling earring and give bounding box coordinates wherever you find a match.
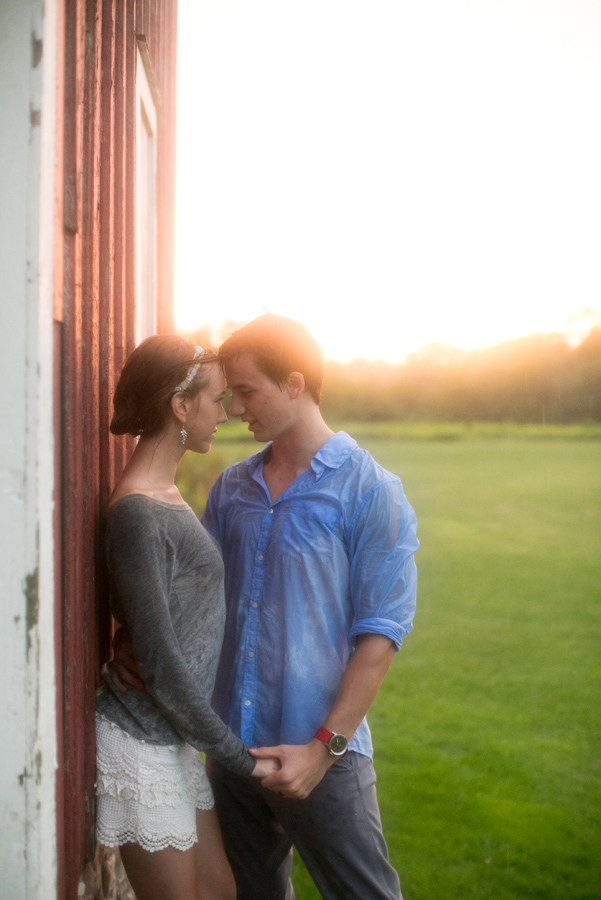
[180,426,188,446]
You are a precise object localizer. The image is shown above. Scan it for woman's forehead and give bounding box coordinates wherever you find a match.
[205,362,226,389]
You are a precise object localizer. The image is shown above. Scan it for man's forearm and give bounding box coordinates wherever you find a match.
[254,633,397,798]
[321,632,396,741]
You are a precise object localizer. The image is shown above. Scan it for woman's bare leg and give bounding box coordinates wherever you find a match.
[117,808,236,900]
[194,807,237,900]
[119,841,198,900]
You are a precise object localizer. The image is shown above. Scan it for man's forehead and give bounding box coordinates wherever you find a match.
[223,353,262,386]
[225,376,253,389]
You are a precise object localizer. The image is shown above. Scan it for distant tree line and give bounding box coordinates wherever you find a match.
[319,330,601,423]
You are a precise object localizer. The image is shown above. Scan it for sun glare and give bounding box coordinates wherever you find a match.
[175,0,601,363]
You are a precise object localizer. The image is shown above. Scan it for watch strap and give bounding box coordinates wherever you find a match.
[314,727,349,757]
[315,727,334,745]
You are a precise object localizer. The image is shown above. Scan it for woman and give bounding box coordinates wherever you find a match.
[95,335,277,900]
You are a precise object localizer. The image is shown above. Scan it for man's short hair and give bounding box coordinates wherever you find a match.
[219,314,323,404]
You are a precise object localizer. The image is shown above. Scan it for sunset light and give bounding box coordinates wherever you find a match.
[175,0,601,363]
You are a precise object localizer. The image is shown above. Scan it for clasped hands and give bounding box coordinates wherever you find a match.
[106,629,334,799]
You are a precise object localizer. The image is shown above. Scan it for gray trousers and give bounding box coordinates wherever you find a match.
[207,752,402,900]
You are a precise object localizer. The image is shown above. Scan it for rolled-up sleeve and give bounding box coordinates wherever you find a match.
[347,479,419,649]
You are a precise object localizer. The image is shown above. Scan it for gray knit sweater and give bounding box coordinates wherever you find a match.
[96,494,255,777]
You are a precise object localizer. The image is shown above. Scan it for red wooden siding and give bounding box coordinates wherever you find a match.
[54,1,178,895]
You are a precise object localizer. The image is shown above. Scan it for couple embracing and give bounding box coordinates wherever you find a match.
[95,314,419,900]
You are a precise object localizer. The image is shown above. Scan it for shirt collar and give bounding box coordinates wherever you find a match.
[248,443,272,479]
[310,431,357,477]
[247,432,357,481]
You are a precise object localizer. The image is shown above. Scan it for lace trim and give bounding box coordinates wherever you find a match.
[96,747,207,809]
[96,714,214,810]
[95,771,210,809]
[97,825,200,854]
[96,714,216,853]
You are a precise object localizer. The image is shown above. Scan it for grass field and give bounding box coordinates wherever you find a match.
[178,427,601,899]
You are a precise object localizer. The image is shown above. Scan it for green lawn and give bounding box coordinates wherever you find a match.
[178,430,601,899]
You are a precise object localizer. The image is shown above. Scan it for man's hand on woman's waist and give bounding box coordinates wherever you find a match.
[103,625,146,693]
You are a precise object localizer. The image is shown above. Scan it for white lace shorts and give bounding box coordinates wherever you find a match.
[96,714,214,853]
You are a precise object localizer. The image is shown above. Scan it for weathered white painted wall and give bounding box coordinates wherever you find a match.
[0,0,58,897]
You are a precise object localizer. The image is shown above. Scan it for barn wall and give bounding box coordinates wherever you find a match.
[55,1,178,895]
[0,0,60,896]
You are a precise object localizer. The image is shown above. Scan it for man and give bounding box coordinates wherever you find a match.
[114,315,418,899]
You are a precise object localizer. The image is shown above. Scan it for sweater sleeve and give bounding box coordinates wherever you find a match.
[106,505,255,776]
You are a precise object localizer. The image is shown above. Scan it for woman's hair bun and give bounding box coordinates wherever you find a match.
[110,334,215,438]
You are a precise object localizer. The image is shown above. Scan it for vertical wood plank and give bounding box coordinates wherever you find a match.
[156,0,176,333]
[53,318,65,900]
[80,0,102,865]
[61,0,86,894]
[57,0,178,890]
[134,0,143,36]
[97,0,116,673]
[112,0,127,482]
[54,0,67,891]
[125,0,137,354]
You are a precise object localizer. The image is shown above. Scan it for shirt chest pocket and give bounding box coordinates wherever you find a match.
[286,500,344,546]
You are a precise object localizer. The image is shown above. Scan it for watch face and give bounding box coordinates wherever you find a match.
[329,734,348,754]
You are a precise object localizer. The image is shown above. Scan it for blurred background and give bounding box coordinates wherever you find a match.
[174,2,600,898]
[175,0,601,366]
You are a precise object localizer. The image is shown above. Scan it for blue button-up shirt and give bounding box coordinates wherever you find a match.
[202,431,418,758]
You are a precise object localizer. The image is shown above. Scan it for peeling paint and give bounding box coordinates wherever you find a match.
[24,567,39,651]
[31,36,43,68]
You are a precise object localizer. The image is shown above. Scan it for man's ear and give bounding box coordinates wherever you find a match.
[287,371,305,398]
[170,391,190,424]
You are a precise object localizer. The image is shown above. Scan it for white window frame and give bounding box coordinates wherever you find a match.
[135,45,158,343]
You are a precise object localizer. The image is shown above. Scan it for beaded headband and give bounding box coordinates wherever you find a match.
[173,346,205,393]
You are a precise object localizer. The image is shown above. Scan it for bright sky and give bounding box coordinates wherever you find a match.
[175,0,601,363]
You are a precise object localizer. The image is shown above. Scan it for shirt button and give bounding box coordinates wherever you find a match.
[248,651,255,658]
[245,700,251,706]
[252,602,258,608]
[258,555,264,561]
[268,509,273,514]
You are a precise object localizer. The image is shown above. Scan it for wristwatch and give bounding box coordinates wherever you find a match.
[314,727,349,757]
